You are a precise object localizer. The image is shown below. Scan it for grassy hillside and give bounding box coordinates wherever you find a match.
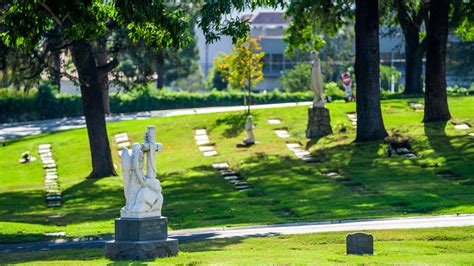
[0,96,473,243]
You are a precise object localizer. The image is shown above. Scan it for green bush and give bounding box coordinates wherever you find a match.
[324,82,346,100]
[447,85,473,96]
[0,85,314,123]
[279,63,311,92]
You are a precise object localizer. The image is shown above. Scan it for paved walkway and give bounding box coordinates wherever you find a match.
[0,102,311,140]
[1,214,473,253]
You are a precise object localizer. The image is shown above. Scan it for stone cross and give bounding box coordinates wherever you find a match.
[142,126,163,179]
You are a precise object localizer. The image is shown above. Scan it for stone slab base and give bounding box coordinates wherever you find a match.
[115,216,167,241]
[306,107,333,138]
[105,238,178,260]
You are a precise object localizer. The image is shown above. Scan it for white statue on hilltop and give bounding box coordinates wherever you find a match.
[243,116,256,145]
[121,126,163,218]
[311,51,325,108]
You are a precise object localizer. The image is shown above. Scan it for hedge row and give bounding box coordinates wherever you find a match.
[0,85,315,123]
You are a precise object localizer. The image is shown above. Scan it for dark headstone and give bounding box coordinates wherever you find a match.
[306,107,333,139]
[115,217,168,241]
[346,232,374,255]
[105,216,178,260]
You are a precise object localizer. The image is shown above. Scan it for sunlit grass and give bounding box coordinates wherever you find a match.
[2,226,474,265]
[0,96,473,243]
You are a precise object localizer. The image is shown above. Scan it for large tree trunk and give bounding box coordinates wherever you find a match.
[396,0,426,95]
[404,42,424,95]
[156,50,165,89]
[424,0,451,122]
[403,30,425,95]
[354,0,388,142]
[96,38,111,115]
[71,39,117,179]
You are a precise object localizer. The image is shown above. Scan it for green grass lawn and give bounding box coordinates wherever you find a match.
[2,226,474,264]
[0,96,473,244]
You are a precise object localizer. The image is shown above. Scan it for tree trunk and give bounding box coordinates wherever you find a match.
[424,0,451,122]
[71,39,117,179]
[354,0,388,142]
[396,0,426,95]
[404,43,424,95]
[96,39,111,115]
[156,50,165,89]
[48,50,61,92]
[403,30,425,95]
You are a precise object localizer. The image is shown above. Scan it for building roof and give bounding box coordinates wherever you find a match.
[246,12,289,25]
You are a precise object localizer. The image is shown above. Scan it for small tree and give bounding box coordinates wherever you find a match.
[215,36,264,113]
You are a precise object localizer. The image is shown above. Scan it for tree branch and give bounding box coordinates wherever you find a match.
[414,2,427,27]
[97,58,119,73]
[37,1,63,25]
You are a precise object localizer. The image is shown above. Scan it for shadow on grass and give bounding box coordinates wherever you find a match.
[0,248,104,264]
[0,233,55,244]
[211,113,259,138]
[0,177,123,227]
[1,236,258,264]
[424,121,474,183]
[1,134,473,245]
[305,136,322,150]
[181,232,281,253]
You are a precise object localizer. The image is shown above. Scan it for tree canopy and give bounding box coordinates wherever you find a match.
[1,1,191,51]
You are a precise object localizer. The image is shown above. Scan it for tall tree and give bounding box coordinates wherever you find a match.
[423,0,451,122]
[355,0,388,141]
[2,1,191,178]
[283,0,387,141]
[200,0,388,141]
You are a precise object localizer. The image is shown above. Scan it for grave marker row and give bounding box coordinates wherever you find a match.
[114,133,131,157]
[324,171,378,196]
[212,162,252,192]
[194,129,218,157]
[38,144,62,207]
[286,143,320,163]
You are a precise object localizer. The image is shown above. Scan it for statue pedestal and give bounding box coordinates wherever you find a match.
[306,107,333,139]
[105,216,178,260]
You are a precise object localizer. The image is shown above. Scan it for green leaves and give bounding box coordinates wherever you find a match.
[1,1,53,51]
[455,18,474,41]
[283,0,353,56]
[116,1,191,49]
[199,0,285,44]
[1,0,191,51]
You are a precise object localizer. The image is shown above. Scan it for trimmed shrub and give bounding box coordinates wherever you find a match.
[0,86,314,123]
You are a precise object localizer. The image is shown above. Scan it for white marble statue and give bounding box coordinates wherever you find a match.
[121,126,164,218]
[311,52,325,108]
[243,116,256,145]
